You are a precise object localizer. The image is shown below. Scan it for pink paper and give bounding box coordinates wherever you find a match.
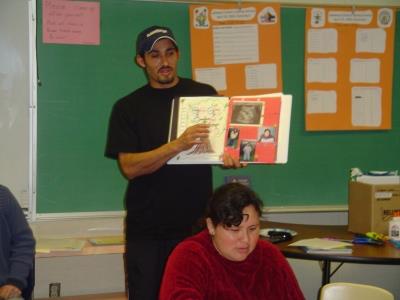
[43,0,100,45]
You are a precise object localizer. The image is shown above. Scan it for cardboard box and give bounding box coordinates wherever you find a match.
[348,181,400,234]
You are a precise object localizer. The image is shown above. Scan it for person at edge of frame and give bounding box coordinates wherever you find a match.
[0,185,36,300]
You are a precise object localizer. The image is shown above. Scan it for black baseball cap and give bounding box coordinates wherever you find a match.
[136,25,178,56]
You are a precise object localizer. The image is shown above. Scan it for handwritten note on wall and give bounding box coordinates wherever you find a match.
[43,0,100,45]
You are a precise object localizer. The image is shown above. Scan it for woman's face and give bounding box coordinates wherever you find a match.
[264,129,271,137]
[207,205,260,262]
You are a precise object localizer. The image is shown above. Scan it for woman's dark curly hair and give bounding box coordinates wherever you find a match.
[206,182,263,227]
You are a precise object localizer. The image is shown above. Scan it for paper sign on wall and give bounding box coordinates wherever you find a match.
[190,3,282,97]
[305,7,395,131]
[42,0,100,45]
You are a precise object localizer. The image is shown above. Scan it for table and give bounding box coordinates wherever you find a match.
[261,221,400,286]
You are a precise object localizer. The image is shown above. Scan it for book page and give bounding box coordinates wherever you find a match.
[225,94,284,164]
[170,96,229,163]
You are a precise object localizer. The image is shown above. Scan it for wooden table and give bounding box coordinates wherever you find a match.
[261,221,400,286]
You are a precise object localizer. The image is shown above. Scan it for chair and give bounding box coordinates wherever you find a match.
[319,282,394,300]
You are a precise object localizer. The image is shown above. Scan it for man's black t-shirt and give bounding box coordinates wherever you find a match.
[105,78,217,240]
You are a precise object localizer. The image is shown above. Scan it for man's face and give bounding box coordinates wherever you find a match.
[136,39,179,89]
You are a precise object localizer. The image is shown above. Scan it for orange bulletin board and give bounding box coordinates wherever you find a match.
[305,7,395,131]
[189,3,282,97]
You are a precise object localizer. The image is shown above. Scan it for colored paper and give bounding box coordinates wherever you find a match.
[42,0,100,45]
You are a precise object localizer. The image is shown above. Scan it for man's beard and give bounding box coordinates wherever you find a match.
[157,75,175,85]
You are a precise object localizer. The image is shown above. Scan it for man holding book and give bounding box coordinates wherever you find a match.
[105,25,241,300]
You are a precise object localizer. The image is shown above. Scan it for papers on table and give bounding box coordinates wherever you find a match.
[36,238,86,253]
[289,238,353,254]
[88,235,125,246]
[290,238,351,249]
[301,247,353,255]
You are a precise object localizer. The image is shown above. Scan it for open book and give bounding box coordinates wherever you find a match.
[168,93,292,164]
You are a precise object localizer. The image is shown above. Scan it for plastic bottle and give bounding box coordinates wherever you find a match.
[389,211,400,241]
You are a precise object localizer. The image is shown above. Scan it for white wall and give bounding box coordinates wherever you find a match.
[35,254,125,298]
[0,0,33,209]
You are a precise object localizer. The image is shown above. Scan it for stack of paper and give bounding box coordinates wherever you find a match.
[356,175,400,185]
[351,168,400,184]
[88,235,125,246]
[289,238,353,254]
[36,238,86,253]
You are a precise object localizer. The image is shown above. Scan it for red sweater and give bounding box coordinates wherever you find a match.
[159,229,305,300]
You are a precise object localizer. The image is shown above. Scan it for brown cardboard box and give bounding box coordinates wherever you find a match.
[348,181,400,234]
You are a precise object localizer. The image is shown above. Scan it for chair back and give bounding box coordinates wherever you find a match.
[320,282,394,300]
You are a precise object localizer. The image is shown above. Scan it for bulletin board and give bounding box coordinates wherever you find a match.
[305,7,395,131]
[189,3,282,97]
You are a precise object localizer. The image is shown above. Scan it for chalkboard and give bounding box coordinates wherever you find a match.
[36,1,400,213]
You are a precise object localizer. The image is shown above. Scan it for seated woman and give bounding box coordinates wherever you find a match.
[159,183,304,300]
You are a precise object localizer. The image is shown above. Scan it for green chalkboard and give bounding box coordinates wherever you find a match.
[36,1,400,213]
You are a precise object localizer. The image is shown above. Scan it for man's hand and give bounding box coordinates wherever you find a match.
[175,125,246,169]
[0,284,22,300]
[221,152,246,169]
[173,124,210,151]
